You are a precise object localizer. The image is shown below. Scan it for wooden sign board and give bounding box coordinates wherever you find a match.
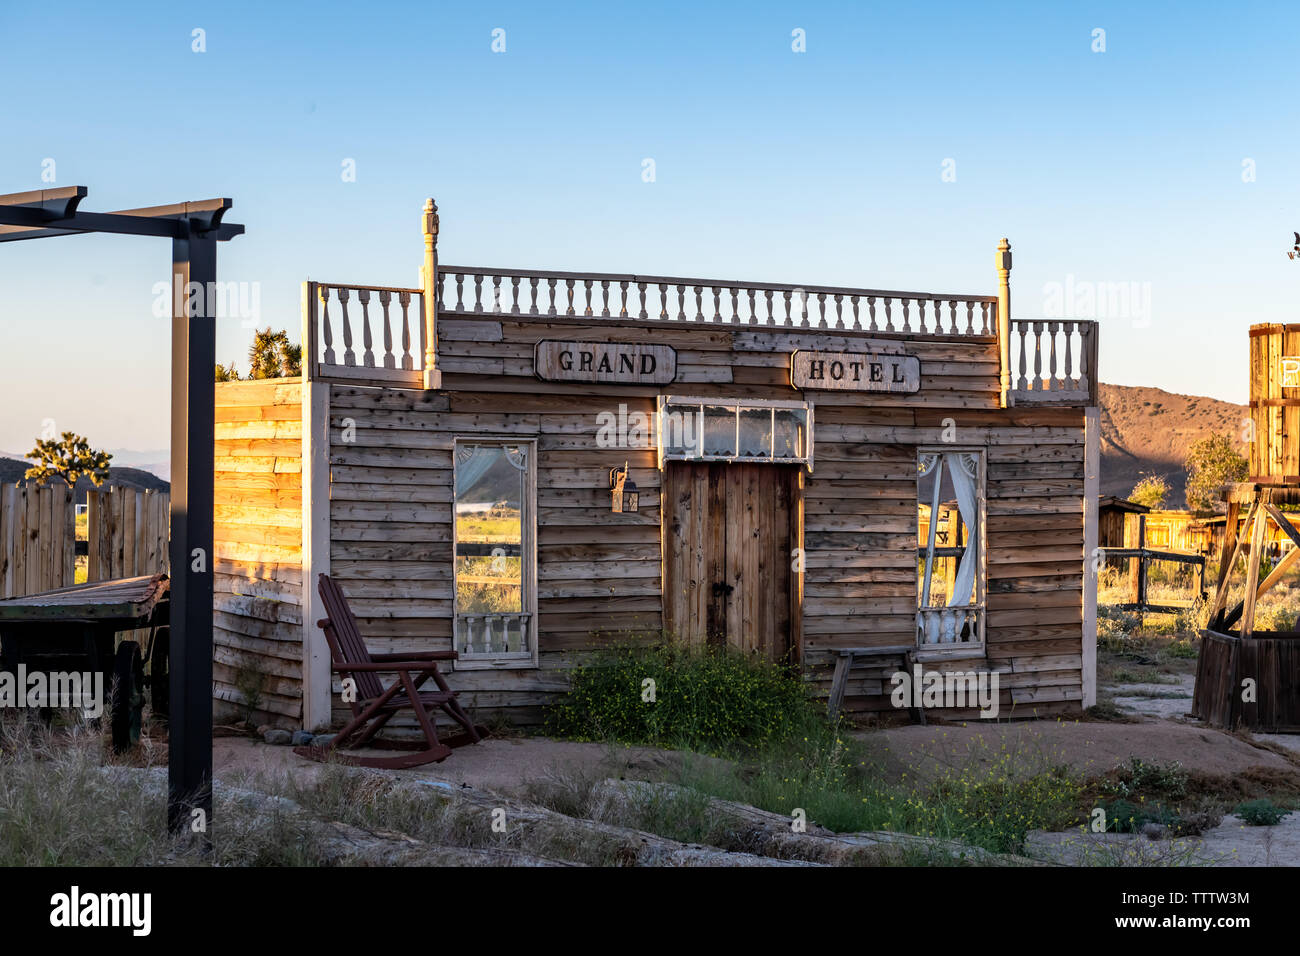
[790,350,920,393]
[1282,357,1300,387]
[534,341,676,385]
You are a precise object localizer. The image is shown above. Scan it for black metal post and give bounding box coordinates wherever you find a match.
[168,227,215,835]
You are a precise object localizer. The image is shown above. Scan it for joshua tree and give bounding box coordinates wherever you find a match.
[25,432,112,488]
[248,328,302,380]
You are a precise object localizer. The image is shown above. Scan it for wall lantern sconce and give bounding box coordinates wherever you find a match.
[610,462,639,513]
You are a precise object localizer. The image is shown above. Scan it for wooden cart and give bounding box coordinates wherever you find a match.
[0,574,169,750]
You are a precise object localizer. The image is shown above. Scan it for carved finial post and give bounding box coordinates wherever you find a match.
[996,238,1012,407]
[422,198,442,389]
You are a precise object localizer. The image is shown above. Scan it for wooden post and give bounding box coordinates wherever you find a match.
[1126,514,1141,606]
[168,228,216,837]
[422,198,442,390]
[1082,406,1100,707]
[302,280,319,383]
[996,238,1012,407]
[1210,500,1251,628]
[1136,514,1147,624]
[300,380,332,731]
[1241,497,1268,638]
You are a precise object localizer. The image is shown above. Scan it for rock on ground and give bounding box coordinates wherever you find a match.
[1026,812,1300,867]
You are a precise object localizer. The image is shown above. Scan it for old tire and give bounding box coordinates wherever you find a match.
[111,641,144,753]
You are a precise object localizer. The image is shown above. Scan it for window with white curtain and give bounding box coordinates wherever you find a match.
[916,449,985,651]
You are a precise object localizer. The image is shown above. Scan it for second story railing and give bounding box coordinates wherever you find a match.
[303,281,426,387]
[1007,319,1098,406]
[434,266,999,336]
[302,271,1098,408]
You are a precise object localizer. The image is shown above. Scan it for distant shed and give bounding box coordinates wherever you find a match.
[1098,496,1149,549]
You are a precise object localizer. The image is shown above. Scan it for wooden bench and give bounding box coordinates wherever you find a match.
[826,645,924,724]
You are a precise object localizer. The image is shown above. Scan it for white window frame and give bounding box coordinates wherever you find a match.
[656,395,814,471]
[915,446,986,660]
[451,437,539,670]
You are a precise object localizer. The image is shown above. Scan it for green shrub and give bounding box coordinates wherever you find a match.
[544,643,824,753]
[1235,798,1290,826]
[1099,797,1181,833]
[919,764,1083,852]
[1103,757,1189,802]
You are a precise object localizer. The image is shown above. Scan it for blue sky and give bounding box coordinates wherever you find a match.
[1,0,1297,452]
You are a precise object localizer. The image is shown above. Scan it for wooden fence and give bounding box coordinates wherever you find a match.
[0,484,76,598]
[0,483,169,599]
[85,486,170,581]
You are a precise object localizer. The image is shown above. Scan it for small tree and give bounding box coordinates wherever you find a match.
[1129,473,1168,509]
[1185,434,1249,513]
[25,432,112,488]
[215,361,241,382]
[248,328,302,380]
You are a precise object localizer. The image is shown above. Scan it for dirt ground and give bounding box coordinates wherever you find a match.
[214,715,1299,798]
[850,718,1297,785]
[213,633,1299,802]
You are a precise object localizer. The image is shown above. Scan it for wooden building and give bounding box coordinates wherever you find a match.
[1194,324,1300,731]
[212,202,1101,730]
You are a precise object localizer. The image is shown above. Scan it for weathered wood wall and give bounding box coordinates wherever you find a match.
[85,487,169,581]
[0,483,76,598]
[1248,323,1300,482]
[313,313,1088,724]
[213,379,305,728]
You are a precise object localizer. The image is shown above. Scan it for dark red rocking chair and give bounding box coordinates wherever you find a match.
[293,574,486,769]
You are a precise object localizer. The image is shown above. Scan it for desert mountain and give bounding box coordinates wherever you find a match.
[1097,383,1247,505]
[0,456,169,504]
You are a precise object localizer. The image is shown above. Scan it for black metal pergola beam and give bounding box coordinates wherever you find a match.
[0,185,243,839]
[0,192,243,242]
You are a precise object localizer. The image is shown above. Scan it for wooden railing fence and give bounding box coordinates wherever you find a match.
[304,271,1098,407]
[0,483,169,599]
[0,484,75,598]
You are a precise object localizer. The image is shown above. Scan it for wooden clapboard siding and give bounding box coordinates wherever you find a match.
[213,379,305,728]
[439,313,1082,719]
[325,383,663,729]
[219,307,1095,731]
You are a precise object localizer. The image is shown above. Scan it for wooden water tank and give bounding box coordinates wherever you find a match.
[1249,323,1300,482]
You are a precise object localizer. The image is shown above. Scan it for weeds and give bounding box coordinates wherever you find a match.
[1235,798,1290,826]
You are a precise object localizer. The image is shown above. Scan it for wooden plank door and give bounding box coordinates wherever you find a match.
[662,462,802,662]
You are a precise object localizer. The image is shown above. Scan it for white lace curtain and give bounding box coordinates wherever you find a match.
[918,452,981,644]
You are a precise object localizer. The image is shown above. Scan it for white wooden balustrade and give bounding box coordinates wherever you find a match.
[301,271,1098,409]
[455,612,533,660]
[303,281,426,387]
[434,266,999,335]
[1007,319,1098,406]
[916,605,982,646]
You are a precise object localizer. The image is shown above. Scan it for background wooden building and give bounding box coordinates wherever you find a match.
[1194,324,1300,731]
[212,203,1101,730]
